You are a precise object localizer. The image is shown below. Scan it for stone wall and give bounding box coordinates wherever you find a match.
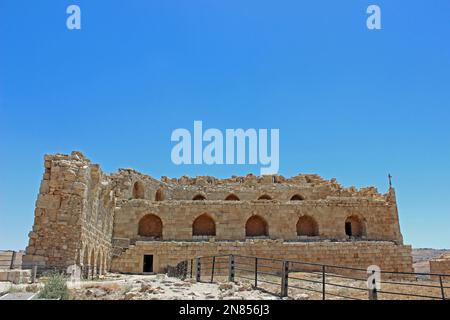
[111,240,413,278]
[430,254,450,281]
[23,152,114,275]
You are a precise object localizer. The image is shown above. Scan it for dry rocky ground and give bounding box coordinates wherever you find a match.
[69,274,282,300]
[2,248,449,300]
[2,271,448,300]
[68,270,449,300]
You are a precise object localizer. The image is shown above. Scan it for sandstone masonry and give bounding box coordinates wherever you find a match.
[23,151,413,277]
[430,254,450,280]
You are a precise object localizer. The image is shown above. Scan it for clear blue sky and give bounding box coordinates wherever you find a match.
[1,1,449,250]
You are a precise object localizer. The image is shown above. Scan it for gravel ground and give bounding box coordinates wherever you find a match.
[69,274,282,300]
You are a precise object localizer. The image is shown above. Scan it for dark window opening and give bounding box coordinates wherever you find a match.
[291,194,304,201]
[143,255,154,273]
[345,222,352,237]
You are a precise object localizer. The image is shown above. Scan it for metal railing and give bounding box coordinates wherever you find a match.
[172,254,450,300]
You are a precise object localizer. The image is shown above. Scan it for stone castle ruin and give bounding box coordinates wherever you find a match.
[23,151,413,277]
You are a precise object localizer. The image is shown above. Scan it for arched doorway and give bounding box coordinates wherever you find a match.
[82,245,89,279]
[193,214,216,237]
[138,214,163,239]
[132,181,145,199]
[193,194,206,201]
[96,250,102,277]
[345,215,366,238]
[291,194,304,201]
[103,252,109,275]
[89,248,96,279]
[296,216,319,236]
[258,194,272,201]
[245,215,268,237]
[155,188,165,201]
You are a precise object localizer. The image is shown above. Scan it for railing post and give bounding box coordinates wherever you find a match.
[228,255,235,283]
[322,265,326,300]
[190,259,193,279]
[10,251,16,270]
[255,258,258,288]
[439,275,446,300]
[368,270,378,300]
[195,258,201,282]
[84,265,89,280]
[211,256,216,283]
[281,261,289,298]
[183,260,188,279]
[32,265,37,283]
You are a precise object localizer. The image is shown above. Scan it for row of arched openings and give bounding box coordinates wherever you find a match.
[79,245,108,279]
[137,214,366,239]
[132,182,165,201]
[133,181,307,202]
[191,194,305,201]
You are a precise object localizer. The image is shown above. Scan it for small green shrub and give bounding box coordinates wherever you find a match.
[25,284,40,293]
[38,273,69,300]
[7,286,24,294]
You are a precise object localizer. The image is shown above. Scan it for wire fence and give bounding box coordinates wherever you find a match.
[172,254,450,300]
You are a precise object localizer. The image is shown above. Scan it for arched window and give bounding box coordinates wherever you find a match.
[138,214,163,239]
[155,188,165,201]
[245,215,268,237]
[296,216,319,237]
[82,246,90,279]
[132,181,145,199]
[258,194,272,201]
[193,194,206,201]
[291,194,304,201]
[345,215,366,238]
[192,214,216,236]
[96,250,102,276]
[225,194,240,201]
[89,248,96,278]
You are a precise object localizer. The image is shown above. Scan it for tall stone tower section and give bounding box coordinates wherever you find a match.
[22,152,114,276]
[386,187,404,244]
